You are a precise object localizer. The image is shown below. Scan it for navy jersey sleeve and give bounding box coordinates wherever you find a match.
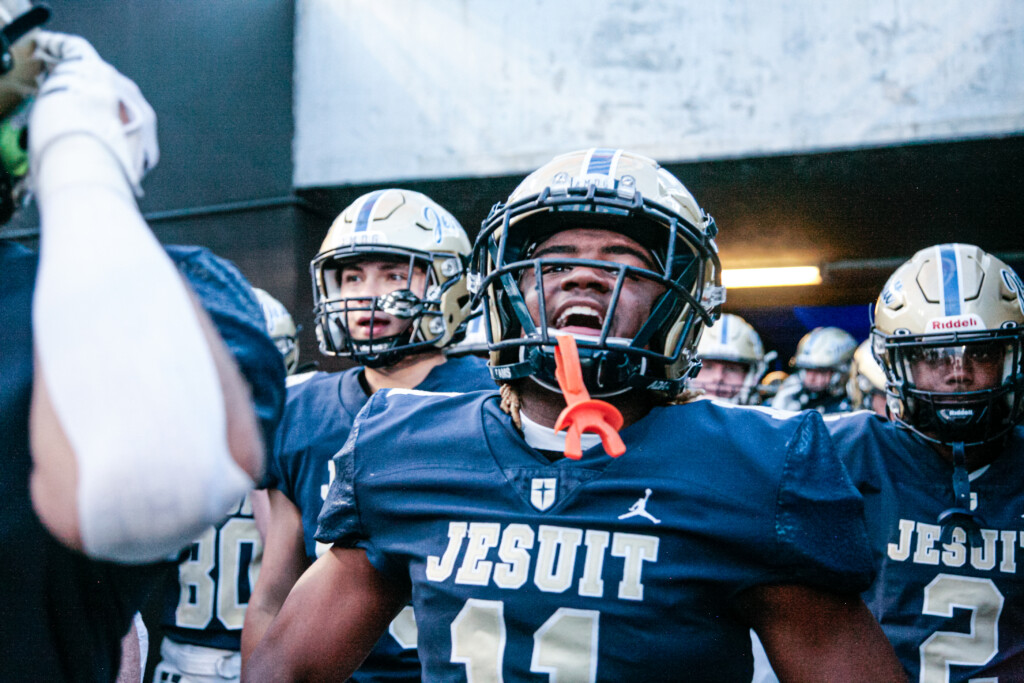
[766,410,875,594]
[315,396,374,554]
[165,245,286,458]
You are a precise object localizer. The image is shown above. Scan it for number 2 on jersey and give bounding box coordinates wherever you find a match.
[919,574,1003,683]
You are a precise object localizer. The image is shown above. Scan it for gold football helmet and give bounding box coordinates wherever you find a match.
[253,288,299,375]
[690,313,771,404]
[311,189,473,367]
[471,148,723,398]
[873,243,1024,446]
[847,339,887,413]
[791,325,856,392]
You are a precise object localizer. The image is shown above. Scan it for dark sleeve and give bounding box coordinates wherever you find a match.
[770,411,875,594]
[314,404,367,550]
[164,245,287,461]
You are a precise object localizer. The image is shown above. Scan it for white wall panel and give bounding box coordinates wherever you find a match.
[294,0,1024,186]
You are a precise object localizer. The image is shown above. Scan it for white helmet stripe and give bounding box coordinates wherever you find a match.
[937,244,963,317]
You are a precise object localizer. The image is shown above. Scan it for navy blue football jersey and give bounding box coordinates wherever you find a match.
[317,393,875,681]
[829,412,1024,681]
[267,354,492,680]
[159,493,262,650]
[0,243,283,681]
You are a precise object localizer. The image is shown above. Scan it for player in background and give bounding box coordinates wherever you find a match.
[756,369,789,404]
[246,148,906,681]
[771,325,857,413]
[688,312,774,403]
[826,243,1024,680]
[240,189,493,679]
[152,288,299,683]
[254,287,301,375]
[848,338,888,417]
[0,5,285,679]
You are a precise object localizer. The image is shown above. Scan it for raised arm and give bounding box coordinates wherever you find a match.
[244,546,409,682]
[738,583,907,682]
[27,34,268,563]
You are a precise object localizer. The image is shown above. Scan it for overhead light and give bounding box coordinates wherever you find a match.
[721,266,822,289]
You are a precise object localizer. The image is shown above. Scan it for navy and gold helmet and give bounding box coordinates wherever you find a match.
[253,287,299,375]
[873,243,1024,446]
[470,148,723,398]
[690,313,770,404]
[311,189,473,367]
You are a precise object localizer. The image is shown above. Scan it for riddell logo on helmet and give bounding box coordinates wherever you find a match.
[926,315,984,332]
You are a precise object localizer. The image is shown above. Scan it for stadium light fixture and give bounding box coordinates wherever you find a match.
[721,266,822,289]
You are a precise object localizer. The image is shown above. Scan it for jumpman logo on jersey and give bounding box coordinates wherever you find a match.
[618,488,661,524]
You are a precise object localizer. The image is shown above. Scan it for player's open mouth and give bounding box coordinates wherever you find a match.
[355,314,394,330]
[553,305,605,336]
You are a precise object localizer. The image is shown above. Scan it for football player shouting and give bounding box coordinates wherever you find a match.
[247,149,906,681]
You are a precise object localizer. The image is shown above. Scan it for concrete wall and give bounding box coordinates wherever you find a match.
[35,1,322,353]
[294,0,1024,186]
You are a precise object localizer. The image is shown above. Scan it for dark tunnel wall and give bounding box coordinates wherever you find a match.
[40,0,309,330]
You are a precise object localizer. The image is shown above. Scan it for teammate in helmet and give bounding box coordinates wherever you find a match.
[246,149,904,681]
[827,243,1024,679]
[0,7,285,680]
[757,369,789,404]
[241,189,493,680]
[254,287,301,375]
[771,326,857,413]
[847,339,888,417]
[689,312,774,404]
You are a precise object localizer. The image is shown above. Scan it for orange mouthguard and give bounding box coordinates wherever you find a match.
[552,335,626,460]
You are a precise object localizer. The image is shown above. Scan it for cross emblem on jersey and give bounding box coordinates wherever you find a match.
[618,488,661,524]
[530,478,557,511]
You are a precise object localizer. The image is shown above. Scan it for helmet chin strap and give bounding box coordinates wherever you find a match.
[937,441,985,547]
[552,334,626,460]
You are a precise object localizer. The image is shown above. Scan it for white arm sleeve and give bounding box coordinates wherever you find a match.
[32,135,252,563]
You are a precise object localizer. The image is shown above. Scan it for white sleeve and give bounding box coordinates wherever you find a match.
[32,135,252,563]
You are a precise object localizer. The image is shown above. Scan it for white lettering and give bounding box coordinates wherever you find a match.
[493,524,534,590]
[913,522,942,565]
[888,519,915,561]
[456,523,501,586]
[1000,531,1017,573]
[941,527,967,568]
[970,530,998,571]
[578,530,610,598]
[534,526,583,593]
[612,533,659,601]
[426,521,658,602]
[426,522,468,582]
[887,518,1020,574]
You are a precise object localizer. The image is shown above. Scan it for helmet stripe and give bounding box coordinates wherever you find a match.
[584,148,620,177]
[938,244,962,316]
[354,189,388,233]
[720,314,729,343]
